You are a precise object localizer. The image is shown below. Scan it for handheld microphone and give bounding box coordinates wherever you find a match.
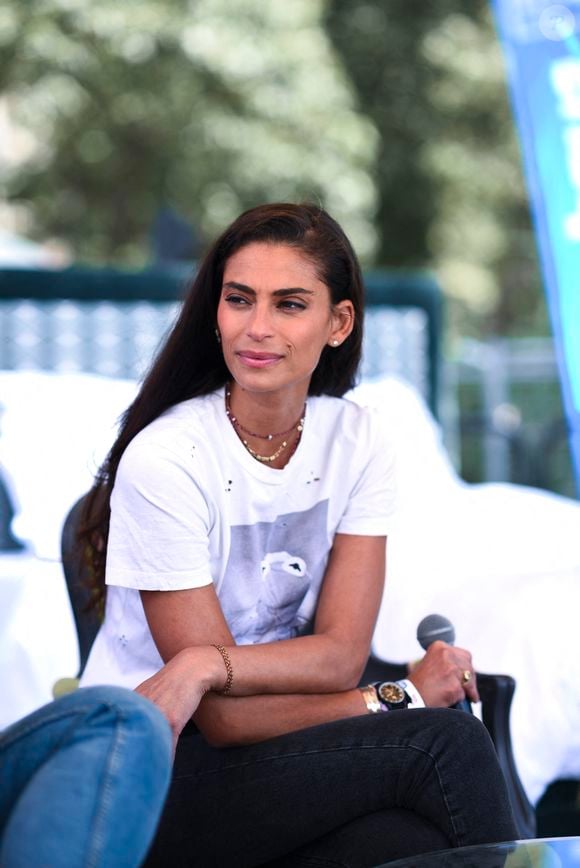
[416,614,472,714]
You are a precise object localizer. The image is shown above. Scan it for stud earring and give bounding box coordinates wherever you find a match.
[331,339,339,347]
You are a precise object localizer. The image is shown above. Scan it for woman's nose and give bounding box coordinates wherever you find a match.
[246,304,274,341]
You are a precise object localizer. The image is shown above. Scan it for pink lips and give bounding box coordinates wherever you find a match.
[236,351,283,369]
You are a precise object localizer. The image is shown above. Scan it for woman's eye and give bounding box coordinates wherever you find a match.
[225,294,250,306]
[279,299,306,311]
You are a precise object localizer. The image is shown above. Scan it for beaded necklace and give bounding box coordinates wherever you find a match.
[225,387,305,464]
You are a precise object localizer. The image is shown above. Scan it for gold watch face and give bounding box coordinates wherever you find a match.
[378,682,405,704]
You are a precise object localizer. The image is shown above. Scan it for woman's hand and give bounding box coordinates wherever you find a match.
[135,646,224,749]
[408,640,480,708]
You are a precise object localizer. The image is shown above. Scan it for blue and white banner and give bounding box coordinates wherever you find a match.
[492,0,580,494]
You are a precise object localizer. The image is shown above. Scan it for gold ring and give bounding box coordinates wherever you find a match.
[461,670,472,685]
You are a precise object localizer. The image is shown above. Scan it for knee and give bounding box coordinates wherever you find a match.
[422,709,497,760]
[447,709,491,743]
[81,687,173,791]
[74,686,172,752]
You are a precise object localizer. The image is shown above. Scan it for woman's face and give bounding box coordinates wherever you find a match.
[216,242,353,399]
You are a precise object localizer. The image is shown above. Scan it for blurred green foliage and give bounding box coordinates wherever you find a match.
[0,0,548,339]
[325,0,546,339]
[0,0,378,262]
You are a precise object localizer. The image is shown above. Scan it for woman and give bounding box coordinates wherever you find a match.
[80,203,516,866]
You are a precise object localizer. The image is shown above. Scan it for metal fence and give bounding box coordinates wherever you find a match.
[445,337,575,497]
[2,267,572,496]
[0,298,432,399]
[0,264,442,418]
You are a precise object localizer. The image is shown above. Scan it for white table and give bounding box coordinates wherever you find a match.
[0,552,78,730]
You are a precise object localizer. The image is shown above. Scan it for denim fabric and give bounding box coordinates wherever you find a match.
[0,686,172,868]
[145,708,517,868]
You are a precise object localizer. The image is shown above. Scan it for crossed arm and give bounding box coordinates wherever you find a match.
[136,532,479,749]
[136,533,386,747]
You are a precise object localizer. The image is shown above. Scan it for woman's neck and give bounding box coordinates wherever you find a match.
[225,382,308,469]
[227,382,307,438]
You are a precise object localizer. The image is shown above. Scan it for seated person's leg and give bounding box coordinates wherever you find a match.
[146,708,516,868]
[0,686,172,868]
[261,808,451,868]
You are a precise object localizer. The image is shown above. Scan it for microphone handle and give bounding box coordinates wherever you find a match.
[416,616,473,714]
[452,697,473,714]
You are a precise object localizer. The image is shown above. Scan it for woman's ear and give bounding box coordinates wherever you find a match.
[328,300,355,348]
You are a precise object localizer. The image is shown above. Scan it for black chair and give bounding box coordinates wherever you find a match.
[60,495,103,677]
[61,493,536,839]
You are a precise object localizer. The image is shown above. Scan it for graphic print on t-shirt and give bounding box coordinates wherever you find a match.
[221,500,329,644]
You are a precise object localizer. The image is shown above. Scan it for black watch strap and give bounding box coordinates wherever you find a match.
[373,681,410,711]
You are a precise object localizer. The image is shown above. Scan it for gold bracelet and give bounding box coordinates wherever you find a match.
[360,684,381,714]
[212,644,233,695]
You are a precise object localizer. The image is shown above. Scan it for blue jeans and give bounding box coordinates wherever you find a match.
[0,686,172,868]
[145,708,518,868]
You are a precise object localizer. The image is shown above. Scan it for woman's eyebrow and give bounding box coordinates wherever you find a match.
[222,281,315,297]
[273,287,315,297]
[222,281,255,294]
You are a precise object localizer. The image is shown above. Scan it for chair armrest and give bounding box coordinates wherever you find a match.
[477,672,536,839]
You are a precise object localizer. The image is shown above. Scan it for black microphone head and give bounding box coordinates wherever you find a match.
[417,614,455,650]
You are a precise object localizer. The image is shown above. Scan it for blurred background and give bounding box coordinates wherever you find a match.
[0,0,574,496]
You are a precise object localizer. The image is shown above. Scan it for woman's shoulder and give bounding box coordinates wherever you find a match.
[308,393,392,461]
[309,393,379,430]
[120,389,224,467]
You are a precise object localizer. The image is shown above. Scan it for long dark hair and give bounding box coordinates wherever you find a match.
[80,202,365,608]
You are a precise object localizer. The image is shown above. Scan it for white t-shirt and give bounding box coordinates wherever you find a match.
[81,387,397,689]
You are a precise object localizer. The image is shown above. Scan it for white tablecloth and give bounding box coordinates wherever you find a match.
[0,552,78,730]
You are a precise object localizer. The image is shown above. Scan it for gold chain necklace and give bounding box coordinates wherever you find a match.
[225,387,305,464]
[241,434,299,464]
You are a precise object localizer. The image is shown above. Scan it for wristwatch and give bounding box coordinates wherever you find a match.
[374,681,410,711]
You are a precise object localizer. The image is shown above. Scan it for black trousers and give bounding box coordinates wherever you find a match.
[145,709,517,868]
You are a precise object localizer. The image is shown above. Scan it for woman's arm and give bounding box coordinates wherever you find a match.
[136,655,371,747]
[137,533,385,743]
[136,639,480,749]
[137,529,479,746]
[141,533,386,696]
[136,638,480,748]
[194,639,479,747]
